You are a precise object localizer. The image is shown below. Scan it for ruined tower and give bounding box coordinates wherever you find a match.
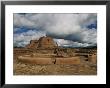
[26,36,58,49]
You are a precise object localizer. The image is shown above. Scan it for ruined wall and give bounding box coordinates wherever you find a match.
[37,36,58,49]
[56,57,81,65]
[25,36,58,49]
[18,56,81,65]
[88,55,97,64]
[18,56,53,64]
[26,40,39,49]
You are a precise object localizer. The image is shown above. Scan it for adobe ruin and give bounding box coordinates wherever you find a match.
[15,36,97,65]
[26,36,58,49]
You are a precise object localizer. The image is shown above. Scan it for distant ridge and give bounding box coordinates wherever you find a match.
[60,45,97,49]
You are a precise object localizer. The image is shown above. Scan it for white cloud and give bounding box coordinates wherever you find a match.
[14,14,36,28]
[14,30,46,47]
[14,13,97,47]
[80,28,97,44]
[54,39,95,47]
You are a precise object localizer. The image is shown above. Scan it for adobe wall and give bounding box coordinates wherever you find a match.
[18,56,81,65]
[37,36,58,49]
[56,57,81,65]
[25,36,58,49]
[18,56,53,64]
[26,40,39,49]
[88,55,97,64]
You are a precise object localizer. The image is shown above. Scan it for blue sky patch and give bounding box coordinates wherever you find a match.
[87,24,97,29]
[14,26,41,34]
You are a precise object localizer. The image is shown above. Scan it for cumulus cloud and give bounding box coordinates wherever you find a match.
[54,39,96,47]
[13,13,97,47]
[14,30,46,47]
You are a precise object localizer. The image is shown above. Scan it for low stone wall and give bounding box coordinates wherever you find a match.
[18,56,81,65]
[56,57,80,65]
[18,56,52,64]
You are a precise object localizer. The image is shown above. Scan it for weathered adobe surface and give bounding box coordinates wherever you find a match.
[26,36,58,49]
[14,36,97,65]
[18,55,81,65]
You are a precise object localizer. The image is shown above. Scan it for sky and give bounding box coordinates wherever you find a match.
[13,13,97,47]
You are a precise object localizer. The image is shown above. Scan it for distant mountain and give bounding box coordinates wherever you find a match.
[82,46,97,49]
[14,46,24,48]
[60,45,97,49]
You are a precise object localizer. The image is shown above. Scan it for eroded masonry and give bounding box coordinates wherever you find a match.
[14,36,97,65]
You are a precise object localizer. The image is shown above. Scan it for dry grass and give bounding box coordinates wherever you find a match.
[13,56,97,75]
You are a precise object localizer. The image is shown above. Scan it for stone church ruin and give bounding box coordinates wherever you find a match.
[14,36,97,65]
[26,36,58,49]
